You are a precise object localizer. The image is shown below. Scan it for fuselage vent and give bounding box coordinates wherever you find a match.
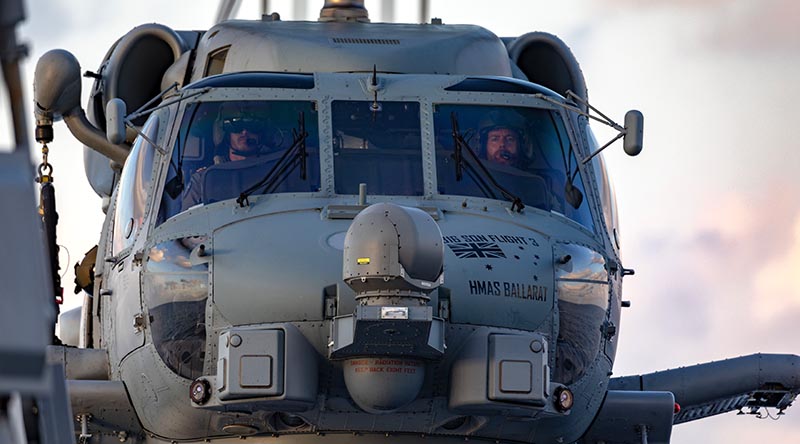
[331,37,400,45]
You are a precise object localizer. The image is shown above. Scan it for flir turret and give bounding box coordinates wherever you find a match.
[332,203,445,413]
[342,202,444,305]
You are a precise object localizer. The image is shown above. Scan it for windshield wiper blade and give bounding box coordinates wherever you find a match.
[237,111,308,207]
[450,113,497,200]
[262,111,309,193]
[450,112,524,213]
[462,160,497,200]
[451,112,464,181]
[449,116,495,200]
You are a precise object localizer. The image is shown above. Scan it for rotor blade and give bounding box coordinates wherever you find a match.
[215,0,242,24]
[419,0,428,23]
[381,0,394,22]
[293,0,307,20]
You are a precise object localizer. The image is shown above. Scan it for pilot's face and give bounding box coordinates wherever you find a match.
[227,118,261,158]
[486,127,520,166]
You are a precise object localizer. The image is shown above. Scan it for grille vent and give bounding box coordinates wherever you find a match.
[331,37,400,45]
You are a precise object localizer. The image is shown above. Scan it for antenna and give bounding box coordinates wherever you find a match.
[370,65,381,113]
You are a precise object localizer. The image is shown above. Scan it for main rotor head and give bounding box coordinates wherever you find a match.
[319,0,370,22]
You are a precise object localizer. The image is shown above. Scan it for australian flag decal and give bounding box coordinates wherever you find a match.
[447,242,506,259]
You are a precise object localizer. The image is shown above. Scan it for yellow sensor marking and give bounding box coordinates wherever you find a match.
[357,257,371,265]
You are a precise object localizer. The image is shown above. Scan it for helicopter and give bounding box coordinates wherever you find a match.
[14,0,800,443]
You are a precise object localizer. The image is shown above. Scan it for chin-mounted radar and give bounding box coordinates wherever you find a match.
[330,203,445,413]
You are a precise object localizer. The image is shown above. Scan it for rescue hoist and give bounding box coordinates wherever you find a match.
[34,123,63,340]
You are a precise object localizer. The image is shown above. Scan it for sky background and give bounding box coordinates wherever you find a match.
[1,0,798,443]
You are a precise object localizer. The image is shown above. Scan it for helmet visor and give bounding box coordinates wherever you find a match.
[223,117,262,133]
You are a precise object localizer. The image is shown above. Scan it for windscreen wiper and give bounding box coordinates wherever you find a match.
[237,112,308,207]
[450,112,524,213]
[448,118,495,199]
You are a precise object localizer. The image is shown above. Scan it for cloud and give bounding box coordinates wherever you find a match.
[677,188,799,324]
[753,215,800,320]
[149,247,165,262]
[616,185,800,370]
[598,0,730,8]
[705,0,800,52]
[176,255,192,269]
[593,0,800,53]
[686,190,800,277]
[615,186,800,441]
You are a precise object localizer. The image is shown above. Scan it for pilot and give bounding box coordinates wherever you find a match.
[214,103,268,163]
[181,103,270,209]
[479,110,526,167]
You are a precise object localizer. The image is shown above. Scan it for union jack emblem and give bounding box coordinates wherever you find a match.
[447,242,506,259]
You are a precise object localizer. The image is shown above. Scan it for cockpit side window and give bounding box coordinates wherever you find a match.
[144,236,208,380]
[205,46,229,76]
[157,100,320,223]
[588,127,620,249]
[112,114,159,256]
[332,101,423,196]
[434,104,594,231]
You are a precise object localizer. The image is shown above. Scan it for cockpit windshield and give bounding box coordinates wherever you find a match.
[158,100,320,222]
[332,101,423,196]
[434,104,594,230]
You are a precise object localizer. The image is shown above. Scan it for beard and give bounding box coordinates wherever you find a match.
[490,150,517,165]
[231,134,260,154]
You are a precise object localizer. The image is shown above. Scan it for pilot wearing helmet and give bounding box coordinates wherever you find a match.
[213,102,270,163]
[478,110,527,168]
[181,102,273,209]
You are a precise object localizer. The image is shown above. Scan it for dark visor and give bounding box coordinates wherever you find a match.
[223,117,261,133]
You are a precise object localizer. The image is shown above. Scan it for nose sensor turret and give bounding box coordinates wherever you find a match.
[333,203,445,413]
